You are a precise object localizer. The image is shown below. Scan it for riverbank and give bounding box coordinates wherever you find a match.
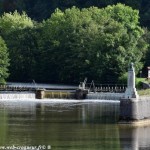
[138,89,150,96]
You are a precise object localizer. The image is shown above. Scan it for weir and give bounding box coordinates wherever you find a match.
[0,63,150,126]
[85,63,139,101]
[0,92,35,99]
[87,93,124,100]
[35,89,76,99]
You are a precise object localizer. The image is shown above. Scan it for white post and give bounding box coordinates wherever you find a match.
[125,63,139,99]
[147,67,150,79]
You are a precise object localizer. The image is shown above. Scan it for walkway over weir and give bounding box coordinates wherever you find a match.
[80,82,127,93]
[0,83,77,92]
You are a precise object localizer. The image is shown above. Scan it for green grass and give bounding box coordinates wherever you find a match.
[136,77,147,83]
[136,78,150,89]
[138,89,150,96]
[136,78,150,95]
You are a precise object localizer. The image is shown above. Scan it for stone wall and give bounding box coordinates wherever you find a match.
[120,97,150,120]
[87,92,124,100]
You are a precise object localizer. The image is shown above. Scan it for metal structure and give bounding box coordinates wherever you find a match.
[79,81,127,93]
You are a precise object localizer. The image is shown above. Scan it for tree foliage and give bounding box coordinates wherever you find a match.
[0,0,150,29]
[0,4,148,83]
[40,4,147,83]
[0,36,9,83]
[0,11,34,36]
[0,11,34,82]
[7,28,41,82]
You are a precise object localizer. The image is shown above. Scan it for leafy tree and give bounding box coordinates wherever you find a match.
[0,0,150,29]
[7,27,41,82]
[41,4,148,83]
[104,4,148,72]
[0,11,34,36]
[0,4,148,84]
[0,11,34,82]
[0,36,9,83]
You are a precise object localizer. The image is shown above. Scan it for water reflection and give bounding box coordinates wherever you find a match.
[0,100,150,150]
[120,126,150,150]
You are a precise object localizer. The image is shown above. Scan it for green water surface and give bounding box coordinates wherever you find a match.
[0,100,150,150]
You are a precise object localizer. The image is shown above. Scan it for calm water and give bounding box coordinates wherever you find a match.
[0,99,150,150]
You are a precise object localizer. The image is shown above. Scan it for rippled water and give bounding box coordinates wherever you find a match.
[0,99,150,150]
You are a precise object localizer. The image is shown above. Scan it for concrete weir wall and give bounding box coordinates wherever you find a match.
[35,89,76,99]
[120,97,150,121]
[0,92,35,99]
[87,92,124,100]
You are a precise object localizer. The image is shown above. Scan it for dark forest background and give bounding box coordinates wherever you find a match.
[0,0,149,84]
[0,0,149,28]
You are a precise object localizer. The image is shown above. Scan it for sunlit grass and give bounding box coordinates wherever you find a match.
[136,78,150,95]
[138,89,150,96]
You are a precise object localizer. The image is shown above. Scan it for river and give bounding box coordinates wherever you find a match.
[0,99,150,150]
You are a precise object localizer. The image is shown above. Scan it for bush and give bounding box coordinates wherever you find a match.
[118,73,146,89]
[118,73,128,84]
[136,78,146,89]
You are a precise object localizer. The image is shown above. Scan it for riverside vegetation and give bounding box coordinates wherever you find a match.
[0,3,149,85]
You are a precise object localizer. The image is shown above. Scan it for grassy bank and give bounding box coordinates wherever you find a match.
[136,78,150,96]
[138,89,150,96]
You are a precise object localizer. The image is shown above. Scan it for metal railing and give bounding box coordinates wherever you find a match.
[81,81,127,93]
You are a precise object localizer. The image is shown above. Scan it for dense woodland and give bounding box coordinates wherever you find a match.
[0,0,150,28]
[0,1,150,84]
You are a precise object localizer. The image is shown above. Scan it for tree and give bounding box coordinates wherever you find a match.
[0,0,150,29]
[41,4,148,83]
[102,4,148,76]
[0,36,9,83]
[7,27,42,82]
[0,11,34,82]
[0,4,148,84]
[0,10,34,37]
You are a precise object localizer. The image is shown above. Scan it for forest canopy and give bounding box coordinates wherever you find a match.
[0,2,149,84]
[0,0,150,28]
